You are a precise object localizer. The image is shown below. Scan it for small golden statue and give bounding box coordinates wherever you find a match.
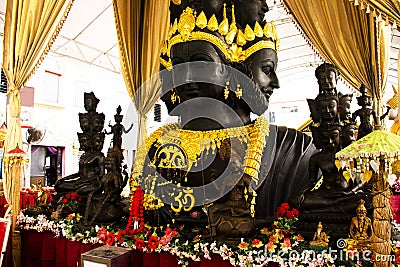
[348,199,372,249]
[310,222,329,247]
[26,181,50,214]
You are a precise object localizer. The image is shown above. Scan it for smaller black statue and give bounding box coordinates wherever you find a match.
[104,105,133,150]
[352,84,379,140]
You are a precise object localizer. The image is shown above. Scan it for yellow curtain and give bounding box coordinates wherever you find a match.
[2,1,73,266]
[283,0,391,117]
[113,0,170,149]
[368,0,400,24]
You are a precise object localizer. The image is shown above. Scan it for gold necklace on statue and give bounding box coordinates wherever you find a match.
[130,117,269,213]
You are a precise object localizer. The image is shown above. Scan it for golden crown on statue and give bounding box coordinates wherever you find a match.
[161,4,280,69]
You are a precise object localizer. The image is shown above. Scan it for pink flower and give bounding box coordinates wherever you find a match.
[97,227,107,241]
[159,234,171,246]
[165,227,178,237]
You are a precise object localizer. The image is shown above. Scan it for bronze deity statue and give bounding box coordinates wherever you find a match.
[352,84,379,140]
[55,92,105,196]
[294,63,372,240]
[131,1,316,242]
[54,93,129,224]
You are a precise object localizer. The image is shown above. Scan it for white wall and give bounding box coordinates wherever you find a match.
[25,54,135,181]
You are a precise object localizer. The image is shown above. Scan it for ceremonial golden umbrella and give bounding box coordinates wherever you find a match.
[336,130,400,267]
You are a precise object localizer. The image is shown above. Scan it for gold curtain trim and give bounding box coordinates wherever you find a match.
[112,1,133,100]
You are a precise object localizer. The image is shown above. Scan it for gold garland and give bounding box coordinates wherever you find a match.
[130,117,269,210]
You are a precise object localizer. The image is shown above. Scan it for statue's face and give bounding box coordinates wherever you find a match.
[320,128,340,151]
[78,135,91,150]
[234,0,269,27]
[317,70,337,92]
[342,125,356,146]
[79,115,90,132]
[339,98,351,119]
[357,209,367,219]
[93,135,104,151]
[319,98,337,121]
[84,97,93,111]
[357,95,371,107]
[171,41,227,102]
[247,48,279,101]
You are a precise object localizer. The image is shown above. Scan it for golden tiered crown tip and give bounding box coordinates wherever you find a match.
[161,5,279,68]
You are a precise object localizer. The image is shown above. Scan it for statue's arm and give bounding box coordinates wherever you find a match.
[124,123,134,133]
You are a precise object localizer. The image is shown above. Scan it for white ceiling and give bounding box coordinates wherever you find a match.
[0,0,398,90]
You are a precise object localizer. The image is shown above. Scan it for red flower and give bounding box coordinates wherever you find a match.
[275,206,286,218]
[116,230,126,244]
[135,238,145,251]
[71,192,78,200]
[292,208,299,216]
[286,210,295,219]
[62,198,69,204]
[269,235,277,243]
[147,236,159,250]
[286,208,299,219]
[280,202,290,210]
[251,239,263,248]
[105,233,115,246]
[283,237,291,248]
[78,197,83,202]
[65,193,71,199]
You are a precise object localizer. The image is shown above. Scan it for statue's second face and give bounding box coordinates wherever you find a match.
[339,97,352,119]
[171,41,227,102]
[93,134,105,151]
[317,70,337,92]
[247,48,279,102]
[234,0,269,27]
[320,128,340,151]
[318,98,338,121]
[78,134,91,151]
